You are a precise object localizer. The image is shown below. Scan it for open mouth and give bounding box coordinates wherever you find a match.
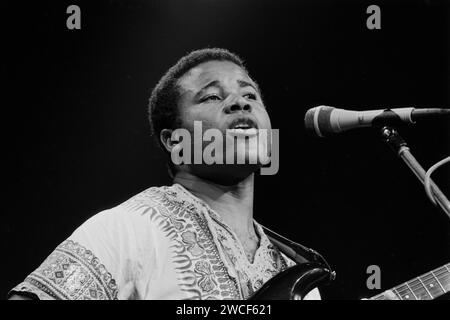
[227,118,258,136]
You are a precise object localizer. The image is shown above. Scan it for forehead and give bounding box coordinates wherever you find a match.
[178,60,253,92]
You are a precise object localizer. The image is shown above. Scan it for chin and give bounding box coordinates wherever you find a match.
[229,145,271,167]
[189,163,260,186]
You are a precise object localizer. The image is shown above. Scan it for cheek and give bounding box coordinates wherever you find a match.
[180,107,221,131]
[183,104,222,128]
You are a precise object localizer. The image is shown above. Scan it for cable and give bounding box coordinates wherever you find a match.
[424,156,450,205]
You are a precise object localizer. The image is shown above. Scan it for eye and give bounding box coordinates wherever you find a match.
[201,94,221,102]
[244,93,257,100]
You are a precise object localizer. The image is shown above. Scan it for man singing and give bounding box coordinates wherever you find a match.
[9,48,321,300]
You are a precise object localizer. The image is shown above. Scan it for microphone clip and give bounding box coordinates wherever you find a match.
[372,109,410,129]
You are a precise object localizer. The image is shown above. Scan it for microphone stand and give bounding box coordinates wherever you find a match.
[378,125,450,220]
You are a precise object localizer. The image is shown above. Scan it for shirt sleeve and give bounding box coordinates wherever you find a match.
[8,206,152,300]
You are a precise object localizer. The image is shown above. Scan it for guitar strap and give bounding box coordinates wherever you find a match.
[261,224,335,277]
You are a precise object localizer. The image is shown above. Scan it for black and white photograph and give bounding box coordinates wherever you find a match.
[2,0,449,304]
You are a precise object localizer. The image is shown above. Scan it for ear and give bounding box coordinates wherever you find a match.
[160,129,175,153]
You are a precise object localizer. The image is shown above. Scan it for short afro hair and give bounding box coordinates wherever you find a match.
[148,48,249,151]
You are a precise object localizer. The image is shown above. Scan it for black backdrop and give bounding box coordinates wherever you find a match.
[2,0,449,300]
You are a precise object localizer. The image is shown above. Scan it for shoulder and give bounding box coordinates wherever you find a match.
[116,184,183,218]
[75,185,176,234]
[7,185,178,300]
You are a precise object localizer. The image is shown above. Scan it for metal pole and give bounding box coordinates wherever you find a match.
[379,126,450,220]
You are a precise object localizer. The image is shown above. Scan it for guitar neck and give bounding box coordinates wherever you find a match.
[371,263,450,300]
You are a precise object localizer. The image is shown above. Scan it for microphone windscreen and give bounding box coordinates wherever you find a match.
[304,106,335,137]
[304,107,317,134]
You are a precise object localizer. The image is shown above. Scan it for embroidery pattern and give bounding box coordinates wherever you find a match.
[211,216,290,298]
[167,184,292,298]
[11,184,296,300]
[120,185,294,300]
[121,186,241,300]
[11,240,118,300]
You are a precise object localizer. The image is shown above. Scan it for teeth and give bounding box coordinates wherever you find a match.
[228,128,258,137]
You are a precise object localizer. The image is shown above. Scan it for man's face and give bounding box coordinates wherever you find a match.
[176,60,272,178]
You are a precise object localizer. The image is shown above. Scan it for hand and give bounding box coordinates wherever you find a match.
[361,290,399,300]
[382,290,399,300]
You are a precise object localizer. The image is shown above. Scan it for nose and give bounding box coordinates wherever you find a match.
[223,99,252,114]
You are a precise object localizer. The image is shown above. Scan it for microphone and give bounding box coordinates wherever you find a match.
[304,106,450,137]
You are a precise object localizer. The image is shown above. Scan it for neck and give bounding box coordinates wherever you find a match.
[173,171,256,238]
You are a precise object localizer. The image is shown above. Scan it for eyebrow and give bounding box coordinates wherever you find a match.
[200,80,221,92]
[191,80,219,100]
[194,79,259,100]
[237,79,258,92]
